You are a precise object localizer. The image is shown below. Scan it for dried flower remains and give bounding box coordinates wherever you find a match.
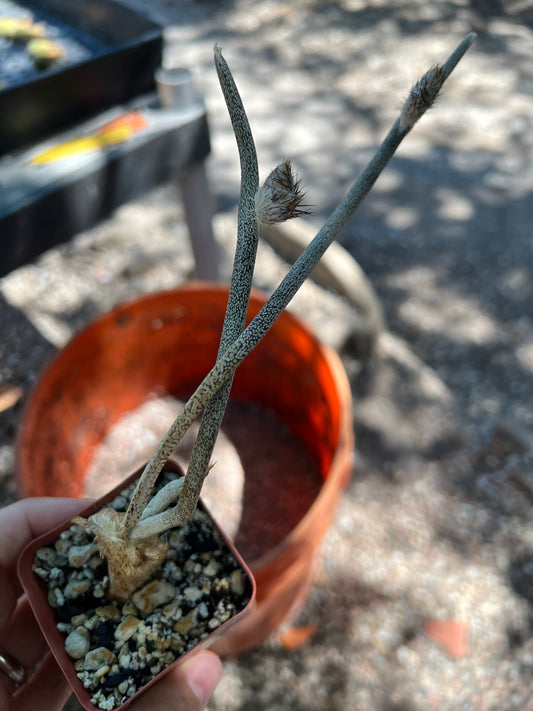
[255,159,311,226]
[400,64,446,131]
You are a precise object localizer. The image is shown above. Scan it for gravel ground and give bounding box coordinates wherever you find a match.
[1,1,532,710]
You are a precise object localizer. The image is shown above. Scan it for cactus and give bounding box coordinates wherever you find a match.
[76,34,476,599]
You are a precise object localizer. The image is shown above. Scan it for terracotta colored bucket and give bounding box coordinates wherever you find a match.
[17,283,354,652]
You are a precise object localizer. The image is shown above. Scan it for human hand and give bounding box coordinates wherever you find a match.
[0,498,222,711]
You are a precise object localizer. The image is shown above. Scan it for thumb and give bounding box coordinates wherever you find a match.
[129,651,222,711]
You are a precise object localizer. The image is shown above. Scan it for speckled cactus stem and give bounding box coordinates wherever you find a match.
[173,46,260,530]
[83,35,476,591]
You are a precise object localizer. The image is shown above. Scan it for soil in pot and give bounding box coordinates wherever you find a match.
[20,466,254,711]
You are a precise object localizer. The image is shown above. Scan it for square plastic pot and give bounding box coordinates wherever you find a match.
[17,459,256,711]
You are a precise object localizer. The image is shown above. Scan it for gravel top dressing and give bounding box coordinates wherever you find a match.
[31,471,253,710]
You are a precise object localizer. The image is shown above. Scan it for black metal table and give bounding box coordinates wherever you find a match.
[0,0,218,281]
[0,96,217,279]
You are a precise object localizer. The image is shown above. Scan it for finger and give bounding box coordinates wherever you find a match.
[179,651,222,710]
[0,597,47,669]
[0,677,15,711]
[129,651,222,711]
[0,574,18,629]
[12,652,71,711]
[0,498,93,571]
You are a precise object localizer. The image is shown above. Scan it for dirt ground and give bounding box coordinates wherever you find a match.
[1,1,532,710]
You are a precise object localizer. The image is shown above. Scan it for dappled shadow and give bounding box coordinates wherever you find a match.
[348,349,467,483]
[130,3,533,708]
[1,2,532,709]
[0,293,57,504]
[0,292,57,399]
[337,138,532,506]
[211,572,403,711]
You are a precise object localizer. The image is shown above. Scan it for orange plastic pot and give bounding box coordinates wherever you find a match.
[17,283,354,652]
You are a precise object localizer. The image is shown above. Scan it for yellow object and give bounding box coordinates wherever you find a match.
[0,17,44,41]
[29,112,148,165]
[27,38,63,68]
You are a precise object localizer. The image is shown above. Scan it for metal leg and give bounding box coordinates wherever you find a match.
[178,163,220,282]
[155,67,220,282]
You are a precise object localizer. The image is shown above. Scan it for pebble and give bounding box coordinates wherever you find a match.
[64,578,92,599]
[68,544,98,567]
[95,605,121,622]
[229,570,245,596]
[215,600,233,623]
[174,609,197,635]
[84,615,99,631]
[49,587,64,607]
[118,653,131,669]
[92,693,115,711]
[35,546,61,566]
[82,647,117,671]
[94,665,110,680]
[93,582,107,598]
[122,600,137,616]
[114,615,141,643]
[168,530,182,548]
[65,627,91,659]
[183,586,203,602]
[87,555,105,570]
[54,539,70,555]
[57,621,74,633]
[162,599,182,620]
[203,559,220,577]
[49,567,64,581]
[132,581,177,614]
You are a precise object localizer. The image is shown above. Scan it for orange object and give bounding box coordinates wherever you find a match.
[29,112,148,165]
[97,111,148,137]
[278,624,319,651]
[424,619,469,658]
[0,384,23,413]
[17,284,354,654]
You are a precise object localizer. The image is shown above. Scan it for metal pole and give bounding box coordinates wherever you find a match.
[155,67,220,281]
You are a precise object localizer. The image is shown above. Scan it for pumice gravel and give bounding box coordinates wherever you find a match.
[31,471,252,710]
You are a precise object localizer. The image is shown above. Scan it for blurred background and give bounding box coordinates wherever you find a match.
[1,1,532,709]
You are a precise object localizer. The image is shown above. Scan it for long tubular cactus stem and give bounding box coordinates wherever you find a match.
[124,46,260,533]
[173,46,260,526]
[124,32,476,540]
